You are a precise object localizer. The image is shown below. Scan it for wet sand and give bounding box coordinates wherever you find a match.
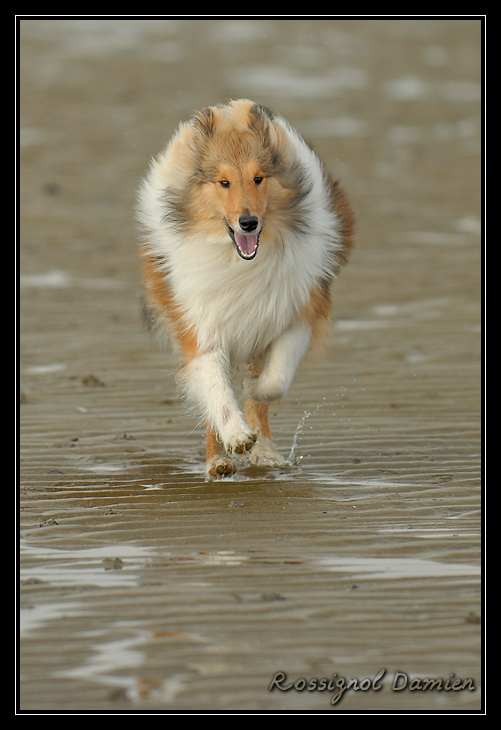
[18,18,483,712]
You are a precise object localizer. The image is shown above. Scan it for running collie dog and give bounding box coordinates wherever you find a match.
[137,99,354,477]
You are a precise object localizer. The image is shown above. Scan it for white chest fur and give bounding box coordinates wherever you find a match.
[167,229,326,361]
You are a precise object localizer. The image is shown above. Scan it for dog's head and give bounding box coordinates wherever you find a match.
[163,100,306,261]
[196,100,286,261]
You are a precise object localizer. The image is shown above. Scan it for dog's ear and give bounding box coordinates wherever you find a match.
[250,104,275,123]
[249,104,274,137]
[193,107,216,138]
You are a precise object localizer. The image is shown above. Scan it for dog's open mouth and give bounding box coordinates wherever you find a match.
[227,225,260,261]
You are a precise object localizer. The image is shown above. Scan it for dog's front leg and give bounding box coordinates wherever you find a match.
[249,321,312,404]
[179,348,256,455]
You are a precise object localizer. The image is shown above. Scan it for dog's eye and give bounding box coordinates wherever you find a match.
[219,180,230,188]
[254,177,263,185]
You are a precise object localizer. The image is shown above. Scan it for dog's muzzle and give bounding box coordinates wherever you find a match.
[226,216,260,260]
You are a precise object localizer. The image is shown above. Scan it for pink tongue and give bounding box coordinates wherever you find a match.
[234,233,258,255]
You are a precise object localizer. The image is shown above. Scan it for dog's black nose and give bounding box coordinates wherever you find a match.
[239,215,259,233]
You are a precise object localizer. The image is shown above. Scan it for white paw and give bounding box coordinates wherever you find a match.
[216,407,257,455]
[247,436,285,467]
[226,430,257,455]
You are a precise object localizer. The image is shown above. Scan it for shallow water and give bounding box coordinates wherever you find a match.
[18,18,482,713]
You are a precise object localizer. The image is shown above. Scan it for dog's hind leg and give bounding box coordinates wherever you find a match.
[244,399,285,467]
[205,425,237,478]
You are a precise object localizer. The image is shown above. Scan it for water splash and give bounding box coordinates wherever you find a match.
[287,399,325,466]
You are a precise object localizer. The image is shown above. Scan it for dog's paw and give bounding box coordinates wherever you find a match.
[206,455,237,479]
[247,435,286,467]
[226,431,257,455]
[217,408,257,455]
